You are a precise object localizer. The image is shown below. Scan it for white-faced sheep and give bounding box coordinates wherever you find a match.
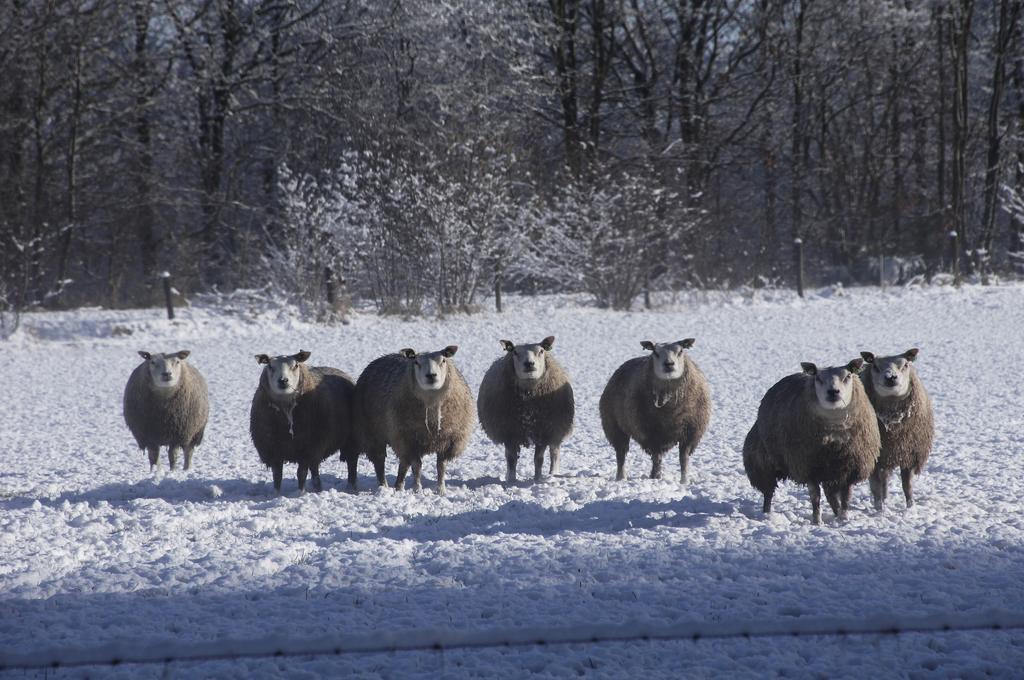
[599,339,712,483]
[250,350,357,494]
[123,350,209,471]
[354,346,474,495]
[859,348,934,510]
[477,336,575,483]
[743,359,880,524]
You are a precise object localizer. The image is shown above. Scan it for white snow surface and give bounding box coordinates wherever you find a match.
[2,284,1023,678]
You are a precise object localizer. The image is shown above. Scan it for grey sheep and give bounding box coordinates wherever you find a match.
[859,348,934,510]
[250,350,357,494]
[599,339,711,483]
[354,346,474,495]
[743,359,881,524]
[123,350,209,471]
[477,336,575,484]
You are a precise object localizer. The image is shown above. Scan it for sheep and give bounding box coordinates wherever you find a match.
[859,348,934,510]
[477,336,575,484]
[742,359,881,524]
[599,339,712,484]
[123,350,209,471]
[249,350,357,494]
[353,346,474,495]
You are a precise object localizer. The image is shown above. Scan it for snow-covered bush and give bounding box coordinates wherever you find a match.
[513,168,699,310]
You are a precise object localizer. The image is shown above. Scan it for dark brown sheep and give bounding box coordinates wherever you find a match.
[743,359,880,524]
[249,350,356,494]
[477,336,575,483]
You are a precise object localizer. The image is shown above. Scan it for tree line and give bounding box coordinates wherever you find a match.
[2,0,1023,316]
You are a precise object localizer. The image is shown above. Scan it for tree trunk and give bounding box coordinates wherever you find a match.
[979,0,1021,282]
[949,0,974,283]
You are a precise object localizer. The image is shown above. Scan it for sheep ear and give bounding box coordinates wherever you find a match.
[640,340,656,351]
[903,348,919,362]
[399,348,417,359]
[294,350,311,363]
[540,336,555,351]
[860,351,875,364]
[442,345,458,358]
[679,338,695,349]
[846,358,865,374]
[500,340,515,352]
[174,350,190,360]
[138,351,152,361]
[255,354,271,365]
[800,362,817,376]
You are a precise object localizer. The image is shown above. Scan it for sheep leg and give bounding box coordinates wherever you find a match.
[824,487,841,518]
[505,444,519,485]
[436,457,448,496]
[411,458,423,492]
[549,445,561,476]
[808,483,822,525]
[297,464,309,494]
[346,453,359,491]
[615,445,628,481]
[271,462,284,495]
[533,444,545,483]
[147,446,160,471]
[678,443,695,484]
[167,446,179,471]
[649,452,664,480]
[369,446,388,488]
[394,459,409,491]
[311,463,323,493]
[183,447,194,471]
[839,484,852,521]
[762,487,775,514]
[900,468,915,508]
[869,467,890,512]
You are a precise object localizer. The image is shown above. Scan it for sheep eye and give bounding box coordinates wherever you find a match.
[844,374,851,382]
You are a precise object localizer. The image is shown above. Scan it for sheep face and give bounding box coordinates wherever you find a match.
[860,349,918,398]
[801,359,864,411]
[641,339,695,381]
[139,350,190,391]
[402,346,458,392]
[256,350,311,398]
[501,336,555,382]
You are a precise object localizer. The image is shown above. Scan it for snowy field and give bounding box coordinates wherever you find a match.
[2,284,1023,678]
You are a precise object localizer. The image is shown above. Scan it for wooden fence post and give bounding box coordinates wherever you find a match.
[794,238,805,298]
[161,272,174,320]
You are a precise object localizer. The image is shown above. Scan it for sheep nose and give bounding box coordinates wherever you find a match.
[826,388,841,400]
[523,361,536,371]
[278,378,289,388]
[885,375,899,386]
[425,372,438,383]
[663,361,676,370]
[161,371,173,381]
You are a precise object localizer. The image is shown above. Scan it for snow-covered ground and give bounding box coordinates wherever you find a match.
[2,284,1023,678]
